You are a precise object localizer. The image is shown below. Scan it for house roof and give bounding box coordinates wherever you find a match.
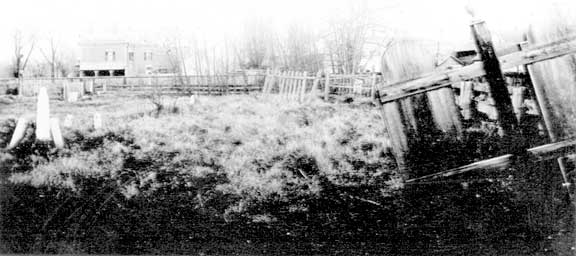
[436,49,479,69]
[78,40,158,48]
[452,50,477,65]
[78,40,129,46]
[436,55,464,68]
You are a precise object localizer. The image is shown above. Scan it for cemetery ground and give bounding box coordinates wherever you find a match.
[0,93,573,255]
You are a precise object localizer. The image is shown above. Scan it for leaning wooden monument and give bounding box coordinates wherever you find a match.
[375,17,576,185]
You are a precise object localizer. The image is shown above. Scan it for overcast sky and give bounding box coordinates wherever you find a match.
[0,0,575,65]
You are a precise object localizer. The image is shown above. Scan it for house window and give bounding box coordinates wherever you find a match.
[144,52,153,61]
[129,52,134,61]
[105,51,116,61]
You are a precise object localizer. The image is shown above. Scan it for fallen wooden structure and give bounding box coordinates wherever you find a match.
[375,18,576,186]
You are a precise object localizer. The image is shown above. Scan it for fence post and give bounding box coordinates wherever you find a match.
[289,72,295,100]
[294,71,301,101]
[62,81,69,101]
[268,71,277,95]
[244,73,250,95]
[310,70,322,102]
[299,71,308,103]
[471,20,517,136]
[292,71,300,101]
[324,72,330,101]
[17,77,23,97]
[285,71,292,100]
[102,78,107,93]
[370,72,377,99]
[279,71,286,98]
[89,79,95,94]
[262,69,270,95]
[277,72,284,97]
[225,75,230,95]
[284,71,290,100]
[285,71,293,100]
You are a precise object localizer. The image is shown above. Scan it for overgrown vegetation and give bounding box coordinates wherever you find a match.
[0,95,569,254]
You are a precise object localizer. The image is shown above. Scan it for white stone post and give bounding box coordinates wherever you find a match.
[93,113,103,130]
[63,114,74,128]
[36,87,51,141]
[50,118,64,148]
[7,117,28,149]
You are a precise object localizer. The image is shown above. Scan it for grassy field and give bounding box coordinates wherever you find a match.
[0,93,571,255]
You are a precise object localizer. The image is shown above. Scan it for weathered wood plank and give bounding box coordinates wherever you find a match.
[510,86,526,122]
[299,71,308,102]
[406,138,576,183]
[459,81,475,119]
[470,20,517,135]
[378,39,445,177]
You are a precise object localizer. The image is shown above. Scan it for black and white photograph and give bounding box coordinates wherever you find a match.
[1,0,576,254]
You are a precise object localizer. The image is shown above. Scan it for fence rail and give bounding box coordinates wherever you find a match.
[0,73,266,98]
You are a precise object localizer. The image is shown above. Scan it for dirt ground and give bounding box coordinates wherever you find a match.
[0,93,572,255]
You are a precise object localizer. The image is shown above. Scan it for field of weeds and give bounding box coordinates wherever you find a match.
[0,94,568,255]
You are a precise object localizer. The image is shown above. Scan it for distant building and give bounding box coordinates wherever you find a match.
[436,50,478,70]
[78,40,175,77]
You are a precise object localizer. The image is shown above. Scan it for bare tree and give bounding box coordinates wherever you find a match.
[275,24,324,72]
[39,38,61,80]
[164,38,189,87]
[237,18,275,70]
[37,37,76,79]
[322,1,393,73]
[12,30,35,78]
[40,38,58,79]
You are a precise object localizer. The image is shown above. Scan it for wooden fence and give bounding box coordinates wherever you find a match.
[2,70,386,103]
[323,72,383,100]
[261,70,383,102]
[261,70,321,102]
[0,73,266,98]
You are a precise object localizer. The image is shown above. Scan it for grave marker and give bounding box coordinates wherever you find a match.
[7,117,28,149]
[50,118,64,148]
[93,113,103,130]
[36,87,51,141]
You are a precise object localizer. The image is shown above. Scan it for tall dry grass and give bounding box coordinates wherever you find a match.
[0,94,557,254]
